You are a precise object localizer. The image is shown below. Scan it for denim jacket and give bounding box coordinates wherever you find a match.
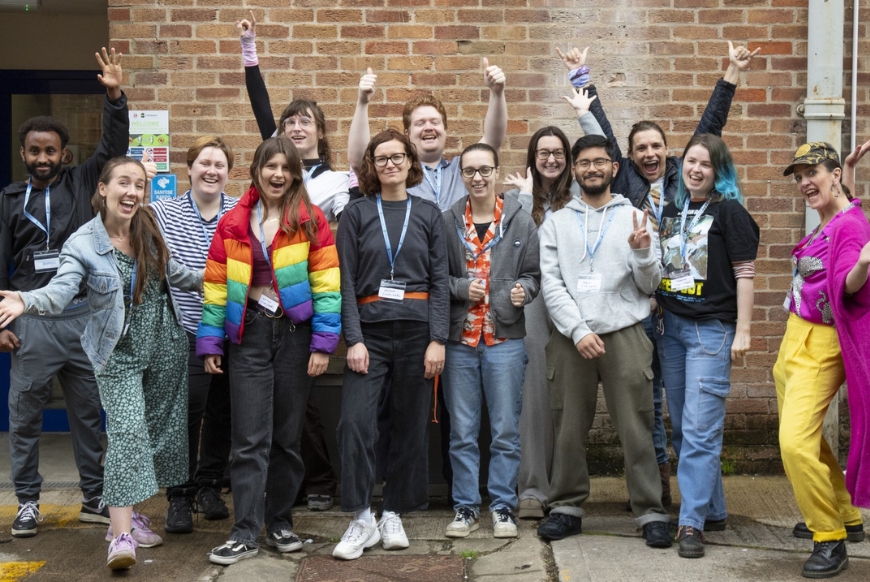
[19,215,202,373]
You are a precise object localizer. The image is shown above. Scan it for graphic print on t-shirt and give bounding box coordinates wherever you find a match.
[657,211,713,301]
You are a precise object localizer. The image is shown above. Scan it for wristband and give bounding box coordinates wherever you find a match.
[569,65,590,88]
[240,34,258,68]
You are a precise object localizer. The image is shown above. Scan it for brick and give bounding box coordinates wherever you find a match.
[388,25,435,40]
[168,40,217,54]
[110,24,156,39]
[161,25,192,38]
[414,9,457,24]
[108,7,130,22]
[412,41,457,55]
[751,41,794,55]
[318,9,364,23]
[293,25,339,39]
[698,9,746,24]
[170,9,217,22]
[366,41,409,54]
[457,9,505,24]
[196,88,241,101]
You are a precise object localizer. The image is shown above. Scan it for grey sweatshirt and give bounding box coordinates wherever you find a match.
[540,194,660,343]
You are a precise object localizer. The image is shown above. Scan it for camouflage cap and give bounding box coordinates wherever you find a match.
[783,142,840,176]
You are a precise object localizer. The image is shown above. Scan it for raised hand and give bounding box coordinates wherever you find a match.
[556,46,588,71]
[483,57,505,93]
[358,67,377,104]
[628,209,651,250]
[237,10,256,39]
[843,138,870,197]
[503,168,534,194]
[141,150,158,181]
[95,47,123,100]
[561,87,598,116]
[728,41,759,71]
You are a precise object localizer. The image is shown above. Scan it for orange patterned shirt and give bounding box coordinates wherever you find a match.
[461,196,506,348]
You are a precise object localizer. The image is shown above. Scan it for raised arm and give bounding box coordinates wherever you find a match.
[696,42,759,138]
[347,69,377,174]
[722,40,760,85]
[238,12,278,140]
[562,87,604,138]
[481,57,507,149]
[842,138,870,199]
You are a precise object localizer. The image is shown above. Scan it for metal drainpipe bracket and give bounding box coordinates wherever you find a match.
[799,98,846,120]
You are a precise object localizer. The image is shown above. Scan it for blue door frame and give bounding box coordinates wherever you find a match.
[0,69,103,432]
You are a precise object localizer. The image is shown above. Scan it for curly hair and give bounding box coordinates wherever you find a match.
[19,116,70,149]
[357,129,424,196]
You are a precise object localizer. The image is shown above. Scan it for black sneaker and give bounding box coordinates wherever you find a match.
[11,501,42,538]
[196,487,229,521]
[265,529,303,553]
[209,540,258,565]
[165,495,194,534]
[80,494,111,524]
[704,518,727,532]
[794,522,865,544]
[307,494,334,511]
[537,513,582,541]
[803,540,849,579]
[642,521,673,548]
[677,526,705,558]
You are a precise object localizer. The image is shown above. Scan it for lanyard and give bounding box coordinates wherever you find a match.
[574,206,616,270]
[303,164,321,185]
[422,163,442,202]
[679,198,711,261]
[457,220,504,260]
[376,193,412,280]
[188,191,223,255]
[647,191,665,225]
[23,181,51,250]
[255,200,273,270]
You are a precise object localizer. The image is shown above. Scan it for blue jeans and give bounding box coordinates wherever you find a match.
[657,309,733,530]
[443,339,526,514]
[642,315,668,465]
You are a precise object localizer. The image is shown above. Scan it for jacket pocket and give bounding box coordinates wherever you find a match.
[546,365,563,410]
[86,273,121,311]
[639,367,655,412]
[490,278,522,326]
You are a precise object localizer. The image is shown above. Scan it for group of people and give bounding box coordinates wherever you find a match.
[1,25,869,582]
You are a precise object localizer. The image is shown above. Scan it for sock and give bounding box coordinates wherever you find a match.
[354,507,373,524]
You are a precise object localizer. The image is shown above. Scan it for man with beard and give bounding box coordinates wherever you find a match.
[0,48,129,537]
[535,135,671,548]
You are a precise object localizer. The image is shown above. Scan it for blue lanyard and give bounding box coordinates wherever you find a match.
[647,190,665,225]
[188,191,224,255]
[376,193,412,280]
[422,163,442,202]
[574,206,616,270]
[23,181,51,250]
[457,220,504,260]
[679,198,711,262]
[255,200,273,270]
[303,164,321,185]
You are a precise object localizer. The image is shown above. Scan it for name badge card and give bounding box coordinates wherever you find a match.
[257,287,281,316]
[669,269,695,292]
[33,249,60,273]
[576,273,602,293]
[379,279,406,303]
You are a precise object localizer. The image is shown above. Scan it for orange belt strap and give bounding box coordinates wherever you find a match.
[357,291,430,305]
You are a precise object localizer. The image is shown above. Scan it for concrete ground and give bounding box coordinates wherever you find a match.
[0,434,868,581]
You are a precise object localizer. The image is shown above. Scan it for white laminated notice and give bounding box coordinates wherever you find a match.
[576,273,602,293]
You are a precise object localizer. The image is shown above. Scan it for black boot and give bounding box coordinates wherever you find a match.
[802,540,848,579]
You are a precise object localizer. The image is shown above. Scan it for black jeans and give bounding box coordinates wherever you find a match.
[227,310,313,546]
[167,332,232,498]
[301,398,338,497]
[338,320,433,514]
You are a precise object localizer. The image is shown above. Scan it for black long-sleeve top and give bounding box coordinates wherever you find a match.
[336,195,449,346]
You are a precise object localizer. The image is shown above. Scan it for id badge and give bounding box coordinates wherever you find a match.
[378,279,406,303]
[669,269,695,292]
[576,273,602,293]
[782,289,792,312]
[33,249,60,273]
[257,287,281,316]
[652,232,663,262]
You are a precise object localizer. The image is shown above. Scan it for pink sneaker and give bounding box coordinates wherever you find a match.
[107,532,137,570]
[105,513,163,548]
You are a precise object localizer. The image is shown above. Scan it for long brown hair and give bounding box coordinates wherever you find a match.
[91,157,169,305]
[249,136,318,241]
[526,126,573,226]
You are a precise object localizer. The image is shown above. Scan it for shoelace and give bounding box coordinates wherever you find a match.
[494,510,513,523]
[342,520,370,543]
[677,526,705,542]
[381,514,402,535]
[89,496,107,512]
[131,512,152,530]
[18,501,44,523]
[112,532,135,548]
[455,508,475,523]
[200,488,224,507]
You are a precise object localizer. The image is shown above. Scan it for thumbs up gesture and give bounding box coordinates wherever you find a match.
[141,150,158,181]
[483,57,505,93]
[510,282,526,307]
[358,67,377,105]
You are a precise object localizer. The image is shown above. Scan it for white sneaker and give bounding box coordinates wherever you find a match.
[378,511,410,550]
[333,518,380,560]
[445,507,480,538]
[492,508,518,538]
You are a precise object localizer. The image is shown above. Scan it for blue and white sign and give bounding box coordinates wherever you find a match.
[151,174,177,203]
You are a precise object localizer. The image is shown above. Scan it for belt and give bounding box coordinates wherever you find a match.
[357,292,429,305]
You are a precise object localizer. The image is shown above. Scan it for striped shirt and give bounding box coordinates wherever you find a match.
[151,191,239,334]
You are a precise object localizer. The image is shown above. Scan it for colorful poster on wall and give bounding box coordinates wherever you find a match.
[127,110,170,172]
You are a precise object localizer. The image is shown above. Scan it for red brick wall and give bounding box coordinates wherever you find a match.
[109,0,870,473]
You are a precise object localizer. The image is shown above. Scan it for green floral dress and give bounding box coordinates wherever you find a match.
[95,250,189,507]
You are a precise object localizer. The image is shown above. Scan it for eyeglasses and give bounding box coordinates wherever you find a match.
[283,117,314,129]
[536,148,566,161]
[373,153,407,167]
[460,166,496,178]
[575,158,612,170]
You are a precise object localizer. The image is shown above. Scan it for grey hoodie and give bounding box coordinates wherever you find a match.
[540,194,660,344]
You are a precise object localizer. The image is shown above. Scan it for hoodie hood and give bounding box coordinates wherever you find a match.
[565,193,631,215]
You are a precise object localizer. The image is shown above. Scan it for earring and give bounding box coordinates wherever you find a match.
[834,185,840,198]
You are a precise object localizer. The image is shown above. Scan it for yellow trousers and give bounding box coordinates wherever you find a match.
[773,313,862,542]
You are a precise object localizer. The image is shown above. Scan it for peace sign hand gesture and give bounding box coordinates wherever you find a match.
[628,209,651,250]
[95,47,123,100]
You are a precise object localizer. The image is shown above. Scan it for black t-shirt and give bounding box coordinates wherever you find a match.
[656,197,759,322]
